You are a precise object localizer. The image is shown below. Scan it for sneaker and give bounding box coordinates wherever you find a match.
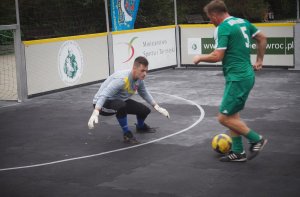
[248,137,268,160]
[219,151,247,162]
[123,131,139,144]
[135,123,157,133]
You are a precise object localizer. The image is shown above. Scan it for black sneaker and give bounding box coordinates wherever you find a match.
[248,137,268,160]
[123,131,139,144]
[219,151,247,162]
[135,123,157,133]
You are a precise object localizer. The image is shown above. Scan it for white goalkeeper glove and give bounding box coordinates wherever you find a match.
[88,109,99,129]
[154,104,170,119]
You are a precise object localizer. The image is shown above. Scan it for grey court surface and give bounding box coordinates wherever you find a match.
[0,68,299,197]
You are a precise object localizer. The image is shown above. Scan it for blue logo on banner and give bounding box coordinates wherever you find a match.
[110,0,140,31]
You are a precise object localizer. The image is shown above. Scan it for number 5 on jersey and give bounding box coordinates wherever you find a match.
[240,26,250,48]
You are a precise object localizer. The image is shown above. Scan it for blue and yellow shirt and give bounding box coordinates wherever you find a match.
[93,70,155,108]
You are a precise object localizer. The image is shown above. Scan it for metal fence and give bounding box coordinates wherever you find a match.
[0,0,26,102]
[0,28,17,100]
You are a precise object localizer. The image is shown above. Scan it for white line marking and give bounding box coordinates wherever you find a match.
[0,92,205,172]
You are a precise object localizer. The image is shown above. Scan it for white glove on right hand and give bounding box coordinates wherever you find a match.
[88,109,99,129]
[154,104,170,119]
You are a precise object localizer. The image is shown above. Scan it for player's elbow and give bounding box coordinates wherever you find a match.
[212,50,224,62]
[214,55,223,62]
[255,32,267,44]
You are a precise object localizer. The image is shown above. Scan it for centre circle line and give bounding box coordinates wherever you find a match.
[0,92,205,172]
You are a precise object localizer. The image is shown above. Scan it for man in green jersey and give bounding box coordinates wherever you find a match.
[193,0,267,162]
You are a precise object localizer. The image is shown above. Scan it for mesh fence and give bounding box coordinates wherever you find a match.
[268,0,298,22]
[1,0,298,41]
[18,0,107,40]
[0,30,17,100]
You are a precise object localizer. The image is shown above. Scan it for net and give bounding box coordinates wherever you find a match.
[18,0,107,40]
[0,30,17,100]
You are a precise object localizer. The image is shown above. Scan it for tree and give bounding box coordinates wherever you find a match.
[18,0,106,40]
[224,0,268,22]
[135,0,174,28]
[267,0,297,20]
[0,0,16,25]
[0,0,297,41]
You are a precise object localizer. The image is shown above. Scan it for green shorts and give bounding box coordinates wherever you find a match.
[219,77,255,115]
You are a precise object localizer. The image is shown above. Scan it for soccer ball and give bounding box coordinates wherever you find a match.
[211,134,232,154]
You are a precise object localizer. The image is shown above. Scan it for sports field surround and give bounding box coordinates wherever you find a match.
[111,25,176,35]
[23,32,108,46]
[180,22,295,29]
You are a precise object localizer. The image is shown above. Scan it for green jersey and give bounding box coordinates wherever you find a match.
[214,16,260,81]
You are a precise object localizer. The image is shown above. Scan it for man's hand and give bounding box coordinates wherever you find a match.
[154,104,170,119]
[88,109,99,129]
[253,61,263,71]
[193,55,201,64]
[193,50,225,64]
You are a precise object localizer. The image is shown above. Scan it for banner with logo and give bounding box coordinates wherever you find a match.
[112,26,177,71]
[24,34,109,96]
[58,40,83,86]
[180,24,295,67]
[196,37,294,55]
[110,0,140,31]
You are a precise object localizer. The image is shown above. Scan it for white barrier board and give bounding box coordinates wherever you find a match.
[181,23,295,67]
[24,34,109,95]
[112,27,177,71]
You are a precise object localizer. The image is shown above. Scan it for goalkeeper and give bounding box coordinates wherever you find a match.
[88,56,170,144]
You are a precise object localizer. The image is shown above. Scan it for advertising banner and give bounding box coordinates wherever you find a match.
[24,34,109,95]
[112,26,177,71]
[181,23,295,67]
[198,37,294,55]
[110,0,140,31]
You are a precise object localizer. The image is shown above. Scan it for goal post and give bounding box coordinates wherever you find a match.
[0,0,27,102]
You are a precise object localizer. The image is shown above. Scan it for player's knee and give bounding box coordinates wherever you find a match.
[145,107,151,115]
[116,111,127,119]
[116,104,127,118]
[117,101,127,109]
[137,106,151,120]
[142,107,151,118]
[217,114,229,126]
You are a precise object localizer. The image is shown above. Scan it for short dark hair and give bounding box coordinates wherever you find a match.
[204,0,228,15]
[134,56,149,67]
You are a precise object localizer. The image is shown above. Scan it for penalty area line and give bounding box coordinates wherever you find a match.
[0,92,205,172]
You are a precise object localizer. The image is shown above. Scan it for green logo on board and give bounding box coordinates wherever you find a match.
[58,40,83,85]
[201,37,294,55]
[64,49,78,79]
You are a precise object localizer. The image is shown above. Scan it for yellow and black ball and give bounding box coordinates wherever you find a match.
[211,134,232,154]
